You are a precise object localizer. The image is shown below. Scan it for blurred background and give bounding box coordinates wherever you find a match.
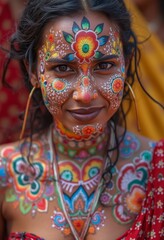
[0,0,28,144]
[124,0,164,141]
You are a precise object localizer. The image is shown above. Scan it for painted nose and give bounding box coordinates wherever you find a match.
[73,76,98,103]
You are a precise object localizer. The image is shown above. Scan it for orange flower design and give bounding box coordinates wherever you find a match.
[125,187,145,214]
[52,79,66,92]
[72,30,99,63]
[112,78,123,94]
[82,126,96,136]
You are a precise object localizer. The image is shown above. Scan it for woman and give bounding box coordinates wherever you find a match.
[0,0,163,239]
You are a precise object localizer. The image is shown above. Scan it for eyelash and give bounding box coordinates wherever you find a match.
[94,62,115,71]
[51,61,115,75]
[52,64,74,73]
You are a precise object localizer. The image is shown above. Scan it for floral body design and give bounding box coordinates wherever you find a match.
[119,132,140,158]
[63,17,109,63]
[99,74,124,109]
[51,207,106,236]
[100,137,153,224]
[1,138,55,216]
[118,140,164,239]
[51,157,106,236]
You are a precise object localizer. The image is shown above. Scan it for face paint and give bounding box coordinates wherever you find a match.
[37,12,126,136]
[99,74,124,110]
[63,17,109,63]
[73,75,98,104]
[72,123,103,137]
[45,77,72,114]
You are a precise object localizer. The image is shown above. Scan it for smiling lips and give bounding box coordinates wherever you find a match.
[68,107,103,122]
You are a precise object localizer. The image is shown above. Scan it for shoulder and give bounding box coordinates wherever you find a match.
[118,129,156,163]
[0,128,51,189]
[0,141,21,189]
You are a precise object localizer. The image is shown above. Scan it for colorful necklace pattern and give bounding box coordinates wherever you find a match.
[52,120,108,160]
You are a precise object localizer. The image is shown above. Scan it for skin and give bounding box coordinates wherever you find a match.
[0,11,154,240]
[34,12,125,136]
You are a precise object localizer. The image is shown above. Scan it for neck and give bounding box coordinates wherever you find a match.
[52,121,110,161]
[51,121,113,238]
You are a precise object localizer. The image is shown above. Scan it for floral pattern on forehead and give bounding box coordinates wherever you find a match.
[41,33,59,62]
[63,16,109,63]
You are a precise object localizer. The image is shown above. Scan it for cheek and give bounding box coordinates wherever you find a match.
[39,75,72,114]
[98,74,124,110]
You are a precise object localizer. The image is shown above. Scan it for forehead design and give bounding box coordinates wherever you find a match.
[63,16,109,63]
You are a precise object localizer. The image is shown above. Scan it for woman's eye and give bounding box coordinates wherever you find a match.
[94,62,113,71]
[54,65,73,72]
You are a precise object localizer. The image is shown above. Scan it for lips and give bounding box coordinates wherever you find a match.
[67,107,103,122]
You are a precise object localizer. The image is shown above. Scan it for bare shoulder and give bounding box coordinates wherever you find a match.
[118,129,156,163]
[0,141,22,193]
[0,141,21,238]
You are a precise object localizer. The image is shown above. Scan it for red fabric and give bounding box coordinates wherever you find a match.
[8,232,44,240]
[118,140,164,239]
[0,1,28,144]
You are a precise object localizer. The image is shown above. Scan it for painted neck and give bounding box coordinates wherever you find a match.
[52,121,110,160]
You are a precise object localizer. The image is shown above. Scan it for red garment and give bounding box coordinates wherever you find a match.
[0,1,28,144]
[7,140,164,239]
[118,140,164,239]
[8,232,44,240]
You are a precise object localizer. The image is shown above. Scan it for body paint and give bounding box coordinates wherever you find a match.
[38,16,125,134]
[51,157,106,236]
[1,140,55,216]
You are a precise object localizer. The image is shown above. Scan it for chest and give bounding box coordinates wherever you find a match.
[3,154,150,240]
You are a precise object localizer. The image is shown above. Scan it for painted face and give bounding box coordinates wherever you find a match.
[37,12,126,136]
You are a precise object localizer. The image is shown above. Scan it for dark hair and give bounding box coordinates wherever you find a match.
[159,0,164,20]
[2,0,140,179]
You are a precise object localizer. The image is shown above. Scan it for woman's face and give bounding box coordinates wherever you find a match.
[36,11,126,136]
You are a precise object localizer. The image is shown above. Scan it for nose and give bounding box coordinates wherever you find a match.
[73,76,98,103]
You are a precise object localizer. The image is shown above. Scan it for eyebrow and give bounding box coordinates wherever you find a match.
[97,54,119,61]
[46,58,70,63]
[46,54,119,64]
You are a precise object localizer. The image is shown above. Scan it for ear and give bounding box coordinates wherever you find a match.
[30,72,40,87]
[23,60,40,87]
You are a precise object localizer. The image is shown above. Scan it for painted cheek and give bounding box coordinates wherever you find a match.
[40,76,72,115]
[99,75,124,110]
